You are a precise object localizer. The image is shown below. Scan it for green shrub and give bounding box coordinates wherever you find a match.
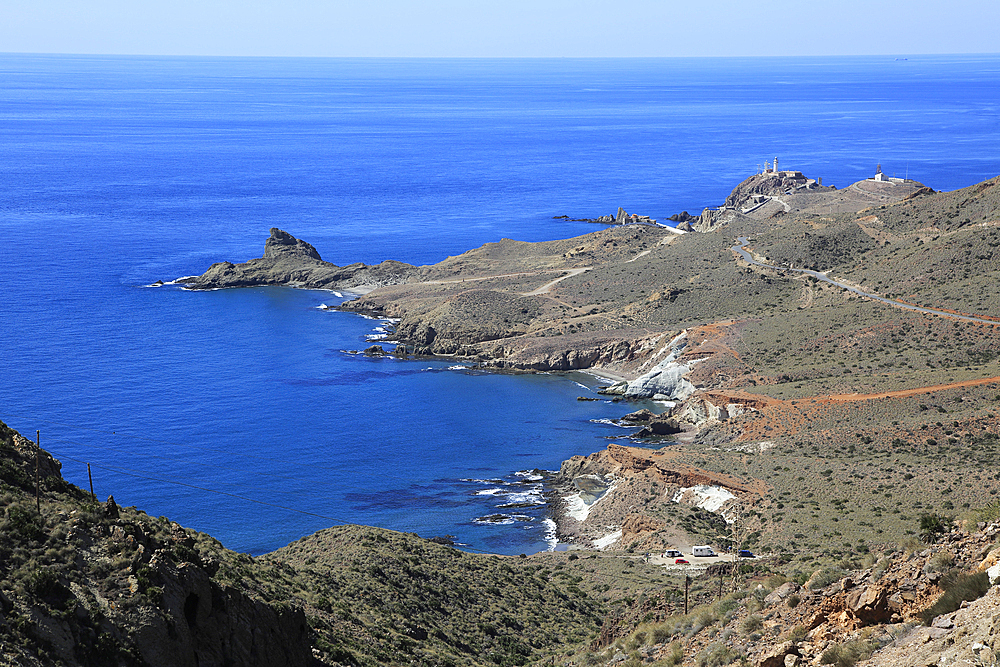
[807,566,845,590]
[919,570,990,624]
[696,642,743,667]
[5,504,45,542]
[820,639,879,667]
[919,514,953,542]
[926,551,954,573]
[741,614,763,633]
[653,642,684,667]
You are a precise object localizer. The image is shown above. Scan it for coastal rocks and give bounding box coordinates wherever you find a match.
[616,207,656,225]
[178,228,416,291]
[618,410,683,437]
[691,207,720,232]
[481,332,658,373]
[552,207,657,225]
[390,289,542,352]
[263,228,321,260]
[552,444,761,550]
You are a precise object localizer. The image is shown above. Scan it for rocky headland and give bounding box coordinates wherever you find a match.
[177,227,416,292]
[144,167,1000,666]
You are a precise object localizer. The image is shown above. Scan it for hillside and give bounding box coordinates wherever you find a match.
[0,419,637,666]
[8,415,1000,667]
[21,169,1000,666]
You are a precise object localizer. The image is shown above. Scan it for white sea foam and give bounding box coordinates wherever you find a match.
[542,518,558,551]
[514,471,545,481]
[332,291,343,297]
[473,514,534,526]
[573,381,590,390]
[589,418,633,428]
[501,490,544,505]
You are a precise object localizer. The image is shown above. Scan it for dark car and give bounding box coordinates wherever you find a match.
[738,549,756,558]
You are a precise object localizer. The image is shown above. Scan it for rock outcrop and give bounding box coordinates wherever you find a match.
[0,419,314,667]
[600,332,697,399]
[618,409,682,437]
[178,228,416,291]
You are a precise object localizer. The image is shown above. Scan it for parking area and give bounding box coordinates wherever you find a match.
[646,550,738,571]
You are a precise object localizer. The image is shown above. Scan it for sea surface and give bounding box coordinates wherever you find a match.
[2,54,1000,555]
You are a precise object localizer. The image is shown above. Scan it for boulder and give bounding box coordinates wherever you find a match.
[765,582,801,607]
[758,641,798,667]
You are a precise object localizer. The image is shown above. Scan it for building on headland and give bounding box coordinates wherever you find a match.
[869,163,912,184]
[761,156,805,181]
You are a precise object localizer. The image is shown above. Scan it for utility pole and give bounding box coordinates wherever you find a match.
[684,575,690,615]
[87,463,96,502]
[731,503,742,591]
[35,430,41,514]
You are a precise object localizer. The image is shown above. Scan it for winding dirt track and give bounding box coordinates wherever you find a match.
[524,267,591,295]
[822,375,1000,402]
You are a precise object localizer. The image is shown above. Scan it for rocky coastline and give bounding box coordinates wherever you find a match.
[175,227,417,292]
[171,168,999,564]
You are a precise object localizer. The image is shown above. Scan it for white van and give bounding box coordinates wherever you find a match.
[663,549,684,558]
[692,545,717,557]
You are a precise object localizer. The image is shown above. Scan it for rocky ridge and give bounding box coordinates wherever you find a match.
[177,227,416,291]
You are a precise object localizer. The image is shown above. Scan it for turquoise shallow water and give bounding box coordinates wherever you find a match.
[2,54,999,554]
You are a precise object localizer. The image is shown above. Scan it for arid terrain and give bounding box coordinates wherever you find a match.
[8,169,1000,666]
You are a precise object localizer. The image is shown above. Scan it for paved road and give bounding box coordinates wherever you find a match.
[730,237,1000,325]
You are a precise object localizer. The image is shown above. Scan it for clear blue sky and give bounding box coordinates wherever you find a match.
[2,0,998,58]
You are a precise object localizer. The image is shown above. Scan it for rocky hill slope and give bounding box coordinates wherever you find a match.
[0,419,613,666]
[567,519,1000,667]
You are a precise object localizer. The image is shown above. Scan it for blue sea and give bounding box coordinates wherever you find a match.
[2,54,1000,555]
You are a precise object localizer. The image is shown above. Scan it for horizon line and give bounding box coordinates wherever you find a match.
[2,51,999,61]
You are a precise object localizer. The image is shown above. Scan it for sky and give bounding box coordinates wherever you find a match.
[2,0,999,58]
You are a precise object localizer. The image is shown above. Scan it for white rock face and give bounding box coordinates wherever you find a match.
[603,332,697,399]
[672,485,737,514]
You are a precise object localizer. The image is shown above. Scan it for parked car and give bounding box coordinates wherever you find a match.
[738,549,756,558]
[674,558,689,564]
[663,549,684,558]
